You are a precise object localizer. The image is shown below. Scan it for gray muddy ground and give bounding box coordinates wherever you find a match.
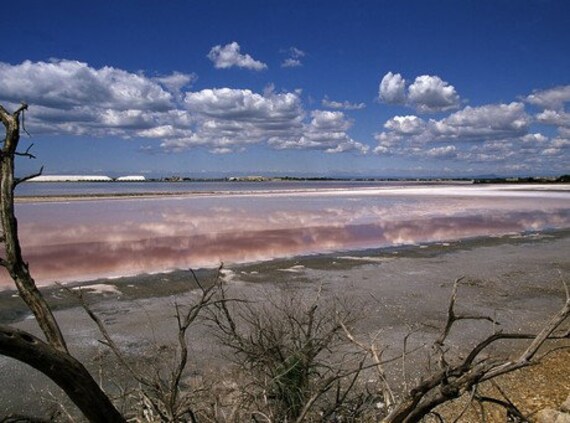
[1,230,569,419]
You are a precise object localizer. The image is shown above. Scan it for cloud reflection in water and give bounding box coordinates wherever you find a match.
[1,191,569,288]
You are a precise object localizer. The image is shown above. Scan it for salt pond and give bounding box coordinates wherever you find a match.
[2,183,569,288]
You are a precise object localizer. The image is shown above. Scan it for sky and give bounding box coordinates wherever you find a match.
[0,0,569,178]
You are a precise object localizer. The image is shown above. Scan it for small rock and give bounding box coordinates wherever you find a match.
[537,408,561,423]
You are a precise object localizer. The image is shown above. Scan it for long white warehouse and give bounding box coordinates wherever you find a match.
[116,175,146,181]
[27,175,113,182]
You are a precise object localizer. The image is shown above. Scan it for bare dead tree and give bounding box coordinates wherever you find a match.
[0,103,65,351]
[0,103,125,422]
[382,277,570,423]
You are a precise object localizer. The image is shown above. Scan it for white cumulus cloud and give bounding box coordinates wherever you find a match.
[374,82,569,171]
[0,59,366,156]
[321,97,366,110]
[407,75,460,113]
[269,110,369,154]
[0,59,174,111]
[171,88,304,152]
[526,85,570,110]
[432,102,529,140]
[535,109,570,128]
[0,59,193,137]
[282,58,302,68]
[379,72,461,113]
[159,89,367,154]
[551,138,570,149]
[207,42,267,71]
[427,145,457,158]
[153,71,197,94]
[520,133,548,145]
[383,115,426,135]
[379,72,406,105]
[184,88,300,121]
[374,102,531,162]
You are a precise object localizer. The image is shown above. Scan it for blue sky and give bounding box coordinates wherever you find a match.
[1,0,569,178]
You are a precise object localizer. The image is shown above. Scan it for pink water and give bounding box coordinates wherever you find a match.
[2,185,569,288]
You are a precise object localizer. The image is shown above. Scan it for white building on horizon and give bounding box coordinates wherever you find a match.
[116,175,146,182]
[27,175,113,182]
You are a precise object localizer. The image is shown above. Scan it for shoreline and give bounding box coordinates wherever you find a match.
[1,227,568,323]
[15,190,222,203]
[14,182,570,203]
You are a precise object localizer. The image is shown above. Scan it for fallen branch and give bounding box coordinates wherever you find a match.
[383,277,569,423]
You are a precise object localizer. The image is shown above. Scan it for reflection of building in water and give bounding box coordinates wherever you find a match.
[228,175,268,182]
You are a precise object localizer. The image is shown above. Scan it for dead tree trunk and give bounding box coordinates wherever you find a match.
[0,103,67,353]
[0,325,125,422]
[0,104,126,423]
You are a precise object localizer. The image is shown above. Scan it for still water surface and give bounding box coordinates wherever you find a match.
[2,182,569,288]
[15,180,404,196]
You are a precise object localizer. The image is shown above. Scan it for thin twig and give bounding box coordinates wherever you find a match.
[62,285,152,388]
[452,385,477,423]
[14,166,43,187]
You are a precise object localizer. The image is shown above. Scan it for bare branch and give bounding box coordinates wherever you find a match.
[0,105,14,128]
[14,143,36,159]
[384,275,570,423]
[167,271,224,418]
[13,103,29,117]
[474,395,529,422]
[434,277,500,370]
[0,103,126,421]
[482,293,569,381]
[14,166,43,187]
[402,326,422,393]
[452,385,477,423]
[62,286,152,388]
[340,321,395,407]
[20,107,31,137]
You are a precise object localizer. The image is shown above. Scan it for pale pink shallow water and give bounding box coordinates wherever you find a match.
[1,184,569,288]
